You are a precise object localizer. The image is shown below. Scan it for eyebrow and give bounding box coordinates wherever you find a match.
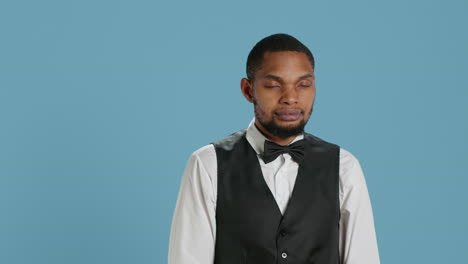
[264,73,314,81]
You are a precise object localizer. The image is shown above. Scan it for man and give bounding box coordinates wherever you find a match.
[168,34,380,264]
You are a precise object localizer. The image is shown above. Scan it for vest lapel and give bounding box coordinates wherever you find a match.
[244,135,311,222]
[278,136,339,228]
[243,136,284,219]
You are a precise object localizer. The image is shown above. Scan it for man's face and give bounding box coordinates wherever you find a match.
[241,51,316,140]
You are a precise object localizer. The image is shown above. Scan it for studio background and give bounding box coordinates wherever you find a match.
[1,0,467,263]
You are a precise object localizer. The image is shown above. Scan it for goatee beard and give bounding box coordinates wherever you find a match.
[253,100,313,139]
[257,117,307,139]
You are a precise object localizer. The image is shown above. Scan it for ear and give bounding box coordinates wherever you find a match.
[240,78,254,103]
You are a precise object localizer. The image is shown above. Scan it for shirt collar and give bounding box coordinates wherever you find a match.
[245,118,304,155]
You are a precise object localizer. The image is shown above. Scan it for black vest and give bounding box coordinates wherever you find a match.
[212,130,341,264]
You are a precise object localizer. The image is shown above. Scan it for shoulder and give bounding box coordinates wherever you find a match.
[190,128,247,164]
[184,144,217,197]
[212,129,247,151]
[304,132,340,150]
[303,133,340,164]
[189,144,217,167]
[339,147,367,191]
[339,148,360,171]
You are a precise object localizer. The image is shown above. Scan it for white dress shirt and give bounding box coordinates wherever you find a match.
[168,119,380,264]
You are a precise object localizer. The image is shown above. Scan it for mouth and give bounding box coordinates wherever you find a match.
[274,109,302,121]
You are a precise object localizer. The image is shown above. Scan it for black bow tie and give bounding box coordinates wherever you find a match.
[262,139,305,164]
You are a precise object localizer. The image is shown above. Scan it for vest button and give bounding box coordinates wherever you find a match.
[281,252,288,258]
[280,230,287,236]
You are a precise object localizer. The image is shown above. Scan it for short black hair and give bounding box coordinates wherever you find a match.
[246,33,315,80]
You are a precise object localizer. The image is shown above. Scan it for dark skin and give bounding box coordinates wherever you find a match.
[240,51,316,146]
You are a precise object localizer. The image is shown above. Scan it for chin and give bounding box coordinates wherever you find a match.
[274,118,304,127]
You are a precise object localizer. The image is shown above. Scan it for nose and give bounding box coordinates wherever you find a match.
[279,86,299,105]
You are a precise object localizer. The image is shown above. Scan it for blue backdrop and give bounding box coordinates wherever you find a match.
[1,0,467,263]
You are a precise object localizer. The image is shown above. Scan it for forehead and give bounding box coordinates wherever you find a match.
[258,51,314,76]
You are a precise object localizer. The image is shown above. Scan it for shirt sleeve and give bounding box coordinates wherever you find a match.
[168,146,217,264]
[339,148,380,264]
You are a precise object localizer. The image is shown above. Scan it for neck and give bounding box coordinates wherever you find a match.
[254,121,297,146]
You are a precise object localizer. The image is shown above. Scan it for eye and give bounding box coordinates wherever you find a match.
[298,82,312,88]
[264,82,281,88]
